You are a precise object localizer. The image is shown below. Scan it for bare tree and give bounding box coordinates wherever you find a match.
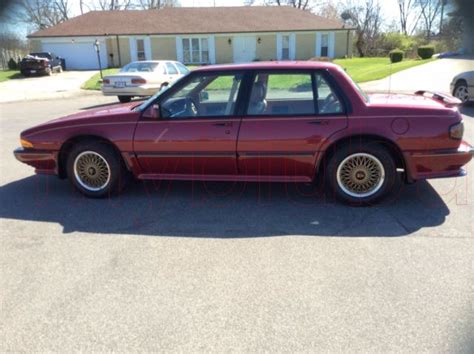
[397,0,423,35]
[341,0,382,57]
[135,0,178,9]
[264,0,313,11]
[0,31,28,69]
[316,1,341,20]
[95,0,133,10]
[417,0,442,38]
[16,0,71,30]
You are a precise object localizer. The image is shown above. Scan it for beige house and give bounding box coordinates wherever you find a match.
[28,6,353,70]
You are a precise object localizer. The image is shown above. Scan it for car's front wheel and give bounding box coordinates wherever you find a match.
[118,95,132,103]
[453,81,469,104]
[326,143,397,205]
[66,141,129,198]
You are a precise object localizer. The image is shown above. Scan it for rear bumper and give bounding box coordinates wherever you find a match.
[14,148,58,175]
[404,141,473,181]
[101,85,159,97]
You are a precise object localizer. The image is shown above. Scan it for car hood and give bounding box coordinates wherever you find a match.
[21,101,140,137]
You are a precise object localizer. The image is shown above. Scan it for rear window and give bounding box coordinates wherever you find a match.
[30,52,52,59]
[121,62,158,73]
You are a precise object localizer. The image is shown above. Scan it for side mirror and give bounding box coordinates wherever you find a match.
[143,103,160,119]
[200,91,209,102]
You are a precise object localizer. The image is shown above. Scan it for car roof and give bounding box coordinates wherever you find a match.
[127,60,177,65]
[193,61,341,72]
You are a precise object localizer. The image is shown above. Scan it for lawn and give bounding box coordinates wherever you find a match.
[0,70,21,82]
[81,68,120,90]
[333,57,435,83]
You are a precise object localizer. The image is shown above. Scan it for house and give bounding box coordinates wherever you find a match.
[28,6,353,70]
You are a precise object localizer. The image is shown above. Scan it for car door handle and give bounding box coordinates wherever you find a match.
[308,120,329,125]
[213,122,233,127]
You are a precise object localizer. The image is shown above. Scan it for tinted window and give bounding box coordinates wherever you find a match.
[247,73,315,115]
[161,73,242,119]
[121,62,158,72]
[166,63,178,75]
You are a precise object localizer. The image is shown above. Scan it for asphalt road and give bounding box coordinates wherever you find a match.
[1,94,473,351]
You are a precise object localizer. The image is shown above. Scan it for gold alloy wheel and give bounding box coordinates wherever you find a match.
[336,153,385,198]
[73,151,111,192]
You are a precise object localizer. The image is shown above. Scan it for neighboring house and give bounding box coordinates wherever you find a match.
[27,6,353,70]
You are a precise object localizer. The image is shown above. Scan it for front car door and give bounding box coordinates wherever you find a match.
[133,71,244,179]
[236,70,348,181]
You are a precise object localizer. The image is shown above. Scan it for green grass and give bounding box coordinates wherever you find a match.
[0,70,22,82]
[333,57,436,83]
[81,68,120,90]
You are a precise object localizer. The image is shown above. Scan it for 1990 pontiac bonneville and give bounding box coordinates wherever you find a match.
[15,62,473,204]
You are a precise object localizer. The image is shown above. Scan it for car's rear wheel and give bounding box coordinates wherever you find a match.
[326,143,397,205]
[453,81,469,104]
[118,95,132,103]
[66,141,129,198]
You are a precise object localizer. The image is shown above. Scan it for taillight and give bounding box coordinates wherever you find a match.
[102,78,110,84]
[131,78,146,84]
[449,122,464,140]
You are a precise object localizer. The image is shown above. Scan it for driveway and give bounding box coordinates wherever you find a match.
[0,95,473,351]
[0,70,97,103]
[360,57,474,94]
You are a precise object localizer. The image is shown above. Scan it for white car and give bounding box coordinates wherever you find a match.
[450,71,474,104]
[101,60,189,103]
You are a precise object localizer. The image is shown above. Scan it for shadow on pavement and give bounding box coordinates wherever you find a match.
[459,105,474,118]
[0,176,450,238]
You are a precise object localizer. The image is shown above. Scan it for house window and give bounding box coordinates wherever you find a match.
[182,38,209,64]
[136,39,146,61]
[321,34,329,57]
[282,35,290,60]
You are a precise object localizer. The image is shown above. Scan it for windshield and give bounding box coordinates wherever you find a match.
[121,62,158,73]
[29,52,52,59]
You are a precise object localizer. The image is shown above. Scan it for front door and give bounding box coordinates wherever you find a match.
[233,36,257,63]
[133,72,244,178]
[237,71,348,181]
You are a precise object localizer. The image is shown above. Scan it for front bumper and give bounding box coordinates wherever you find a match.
[404,141,473,181]
[14,148,58,175]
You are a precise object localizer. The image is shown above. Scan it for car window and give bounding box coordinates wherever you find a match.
[160,73,242,119]
[121,62,158,72]
[315,73,343,114]
[247,73,315,116]
[166,62,179,75]
[175,62,190,75]
[156,64,166,75]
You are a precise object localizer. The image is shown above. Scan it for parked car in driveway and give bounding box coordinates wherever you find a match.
[20,52,63,77]
[101,60,189,103]
[450,71,474,104]
[14,61,474,205]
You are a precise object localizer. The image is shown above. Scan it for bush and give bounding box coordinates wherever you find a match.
[7,58,17,70]
[418,45,435,59]
[389,49,404,63]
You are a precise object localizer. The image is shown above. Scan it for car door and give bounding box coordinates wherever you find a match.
[165,62,180,83]
[236,70,348,181]
[133,71,245,178]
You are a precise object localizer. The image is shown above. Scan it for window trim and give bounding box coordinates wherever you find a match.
[182,37,210,64]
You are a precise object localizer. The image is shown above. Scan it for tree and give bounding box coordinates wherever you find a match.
[135,0,179,9]
[316,1,341,20]
[397,0,422,35]
[264,0,314,11]
[417,0,442,38]
[16,0,71,30]
[341,0,382,57]
[94,0,133,10]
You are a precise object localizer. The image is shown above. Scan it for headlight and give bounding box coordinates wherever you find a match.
[449,122,464,140]
[20,138,33,148]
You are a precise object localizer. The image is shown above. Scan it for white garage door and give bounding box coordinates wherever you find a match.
[42,40,107,70]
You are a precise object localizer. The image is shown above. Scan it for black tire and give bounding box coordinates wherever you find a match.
[66,141,129,198]
[325,142,397,206]
[118,95,132,103]
[453,81,469,104]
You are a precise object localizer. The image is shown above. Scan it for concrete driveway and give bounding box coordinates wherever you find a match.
[360,57,474,94]
[0,95,473,351]
[0,70,97,103]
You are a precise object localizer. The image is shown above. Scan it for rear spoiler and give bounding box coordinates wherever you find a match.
[414,90,462,107]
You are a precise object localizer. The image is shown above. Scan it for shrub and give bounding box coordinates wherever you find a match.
[389,49,404,63]
[418,45,435,59]
[8,58,17,70]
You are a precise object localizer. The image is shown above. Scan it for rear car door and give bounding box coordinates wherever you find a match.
[133,71,245,177]
[236,70,348,180]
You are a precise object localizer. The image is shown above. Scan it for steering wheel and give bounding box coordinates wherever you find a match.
[320,93,340,114]
[169,97,198,118]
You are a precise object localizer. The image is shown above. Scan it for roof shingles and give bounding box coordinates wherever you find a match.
[29,6,347,38]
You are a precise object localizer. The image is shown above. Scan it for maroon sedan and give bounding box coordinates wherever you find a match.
[14,62,473,204]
